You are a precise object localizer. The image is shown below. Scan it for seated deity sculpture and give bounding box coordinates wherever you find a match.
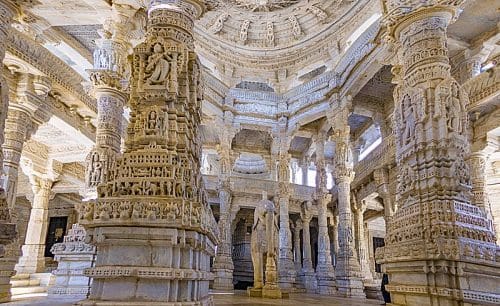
[145,43,172,85]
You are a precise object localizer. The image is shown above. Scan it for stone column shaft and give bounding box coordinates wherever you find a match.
[277,153,295,289]
[293,220,302,273]
[299,201,317,292]
[2,109,31,208]
[301,218,313,271]
[470,152,492,219]
[0,3,18,302]
[314,137,336,294]
[16,177,53,274]
[353,200,372,282]
[212,182,234,290]
[330,108,365,298]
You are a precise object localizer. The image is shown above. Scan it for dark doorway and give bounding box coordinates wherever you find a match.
[45,216,68,257]
[373,237,385,273]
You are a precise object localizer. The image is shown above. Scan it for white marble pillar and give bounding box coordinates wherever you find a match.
[84,4,131,197]
[212,180,234,290]
[352,197,372,283]
[376,2,499,304]
[314,137,336,294]
[300,159,309,186]
[0,2,20,301]
[300,201,316,292]
[16,177,53,273]
[277,153,295,290]
[331,103,365,298]
[469,152,493,220]
[293,220,302,273]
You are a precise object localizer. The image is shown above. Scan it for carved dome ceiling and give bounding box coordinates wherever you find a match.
[194,0,377,86]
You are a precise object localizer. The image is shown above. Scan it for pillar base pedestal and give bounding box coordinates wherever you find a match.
[78,296,214,306]
[247,286,289,299]
[302,269,317,293]
[212,269,234,290]
[335,277,365,298]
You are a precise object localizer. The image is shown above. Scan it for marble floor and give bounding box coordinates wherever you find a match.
[4,291,384,306]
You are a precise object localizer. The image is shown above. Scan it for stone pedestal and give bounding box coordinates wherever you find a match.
[48,224,95,299]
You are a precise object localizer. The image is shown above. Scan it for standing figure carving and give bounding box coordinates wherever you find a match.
[250,193,278,290]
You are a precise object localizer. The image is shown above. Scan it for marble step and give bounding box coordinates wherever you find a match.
[11,285,47,296]
[10,278,41,287]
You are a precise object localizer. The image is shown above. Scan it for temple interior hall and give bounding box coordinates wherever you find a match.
[0,0,499,305]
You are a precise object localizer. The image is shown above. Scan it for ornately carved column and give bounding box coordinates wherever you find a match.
[77,1,218,304]
[212,179,234,290]
[16,177,54,273]
[352,196,372,283]
[300,201,317,292]
[0,2,28,302]
[314,136,336,294]
[293,219,302,274]
[376,2,499,305]
[276,153,295,289]
[373,167,395,225]
[85,4,132,197]
[213,124,235,290]
[331,101,365,298]
[2,108,32,209]
[469,152,493,219]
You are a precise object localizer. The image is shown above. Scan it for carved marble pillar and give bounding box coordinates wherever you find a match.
[84,5,131,198]
[376,3,499,305]
[213,126,235,290]
[469,152,493,219]
[293,219,302,274]
[276,153,295,290]
[331,102,365,298]
[300,201,317,292]
[451,49,483,85]
[2,109,32,209]
[332,214,339,266]
[373,167,395,225]
[352,197,372,283]
[212,179,234,290]
[300,159,309,186]
[290,160,299,184]
[16,177,54,273]
[0,2,26,302]
[314,137,336,294]
[77,2,218,304]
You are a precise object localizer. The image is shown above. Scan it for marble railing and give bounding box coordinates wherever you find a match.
[464,66,500,109]
[203,174,316,209]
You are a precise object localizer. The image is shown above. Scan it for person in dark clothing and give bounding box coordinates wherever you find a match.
[381,273,391,304]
